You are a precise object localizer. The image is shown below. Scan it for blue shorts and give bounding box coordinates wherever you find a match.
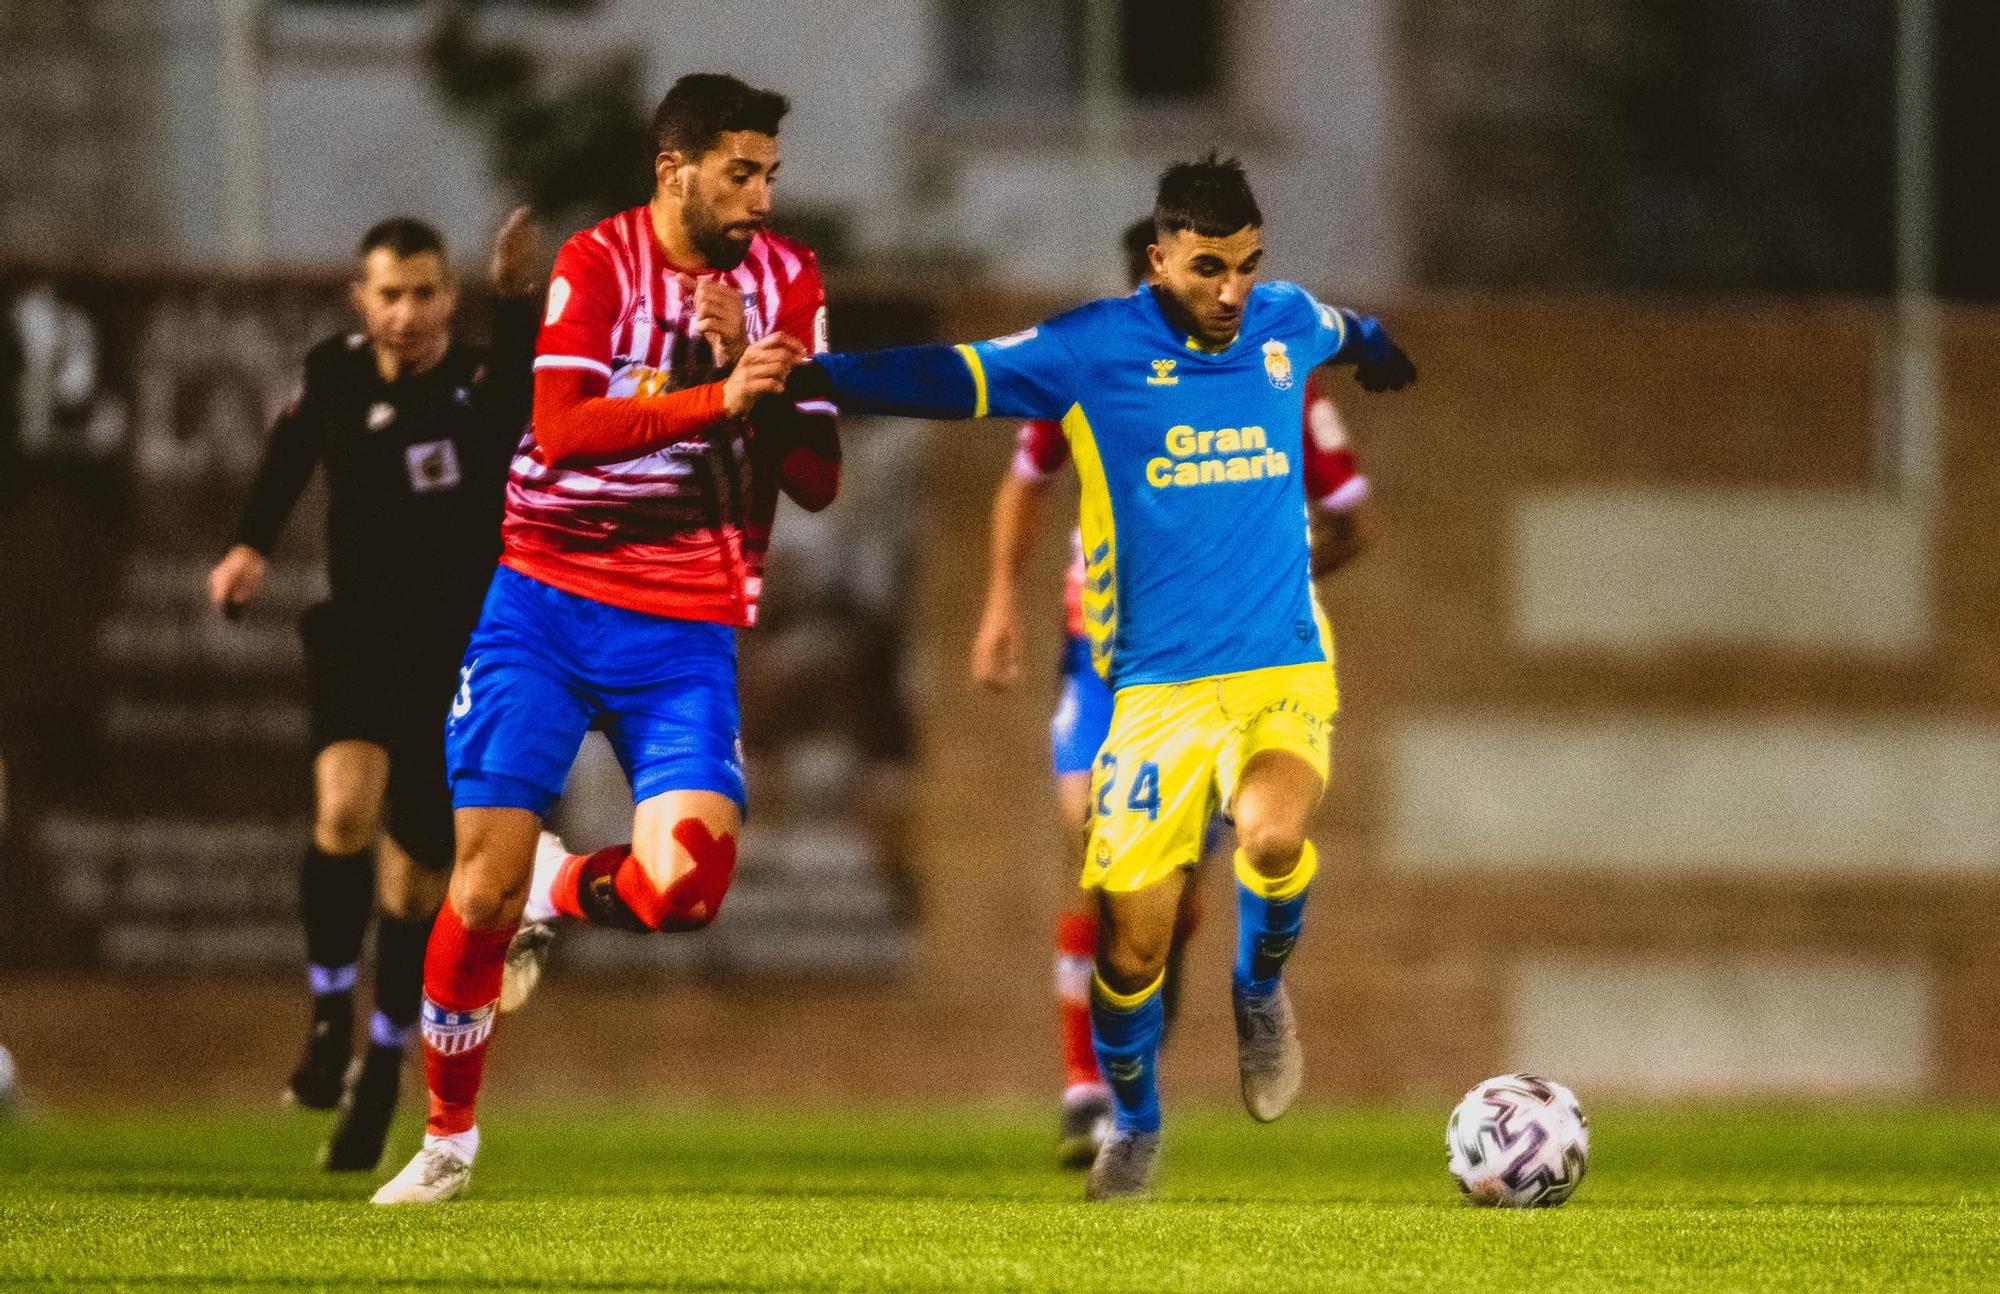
[1050,635,1115,777]
[446,565,744,817]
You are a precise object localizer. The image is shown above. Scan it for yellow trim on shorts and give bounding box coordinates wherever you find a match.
[1081,663,1336,895]
[1093,968,1166,1010]
[955,344,989,418]
[1235,839,1318,901]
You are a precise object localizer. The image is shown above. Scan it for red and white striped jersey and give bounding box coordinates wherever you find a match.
[502,205,833,625]
[1013,367,1366,639]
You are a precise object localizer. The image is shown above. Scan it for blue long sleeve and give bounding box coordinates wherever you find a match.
[810,345,980,419]
[1332,308,1395,366]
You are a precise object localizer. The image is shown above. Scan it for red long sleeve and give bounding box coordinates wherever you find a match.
[775,436,840,512]
[530,366,730,467]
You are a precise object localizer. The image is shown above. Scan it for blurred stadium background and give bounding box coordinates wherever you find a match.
[2,0,1999,1112]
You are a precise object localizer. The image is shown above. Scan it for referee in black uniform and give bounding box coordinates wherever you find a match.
[207,211,540,1170]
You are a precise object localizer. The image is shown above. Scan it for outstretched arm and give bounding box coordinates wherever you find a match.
[529,228,804,467]
[1324,307,1418,393]
[786,344,982,420]
[790,322,1078,423]
[532,333,803,467]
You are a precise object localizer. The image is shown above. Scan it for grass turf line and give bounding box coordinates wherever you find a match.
[3,1106,1999,1292]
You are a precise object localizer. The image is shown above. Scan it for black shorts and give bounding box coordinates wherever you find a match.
[301,601,469,871]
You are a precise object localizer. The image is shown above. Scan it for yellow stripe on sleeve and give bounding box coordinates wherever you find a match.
[1326,304,1349,355]
[954,344,989,419]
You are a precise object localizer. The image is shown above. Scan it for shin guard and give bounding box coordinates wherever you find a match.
[1233,842,1317,999]
[419,899,513,1136]
[1090,970,1166,1135]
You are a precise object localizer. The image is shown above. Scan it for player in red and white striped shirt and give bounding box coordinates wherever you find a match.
[968,220,1371,1168]
[509,186,836,623]
[376,73,827,1204]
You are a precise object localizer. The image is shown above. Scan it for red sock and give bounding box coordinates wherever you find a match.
[557,824,738,933]
[420,898,515,1136]
[549,846,621,923]
[1055,911,1102,1091]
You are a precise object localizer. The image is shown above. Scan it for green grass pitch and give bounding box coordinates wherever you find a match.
[3,1104,1998,1291]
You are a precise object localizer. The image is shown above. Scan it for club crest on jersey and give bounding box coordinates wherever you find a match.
[742,291,765,339]
[1262,340,1294,390]
[1147,358,1179,387]
[405,439,463,493]
[366,401,397,431]
[626,366,674,399]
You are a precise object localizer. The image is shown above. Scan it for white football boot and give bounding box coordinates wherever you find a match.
[500,831,568,1013]
[371,1133,476,1204]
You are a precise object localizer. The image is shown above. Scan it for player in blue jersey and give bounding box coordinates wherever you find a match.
[788,155,1415,1199]
[974,218,1376,1170]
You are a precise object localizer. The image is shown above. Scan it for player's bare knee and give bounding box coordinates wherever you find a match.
[448,871,524,930]
[447,850,529,929]
[623,814,739,933]
[1098,933,1172,996]
[380,867,446,922]
[1235,816,1307,878]
[314,801,380,856]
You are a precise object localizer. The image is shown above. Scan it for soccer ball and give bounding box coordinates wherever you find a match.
[1446,1073,1588,1207]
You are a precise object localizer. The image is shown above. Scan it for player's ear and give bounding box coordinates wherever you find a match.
[346,276,368,314]
[1147,242,1167,279]
[655,150,687,196]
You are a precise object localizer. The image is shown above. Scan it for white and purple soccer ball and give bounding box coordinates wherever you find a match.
[1446,1073,1589,1207]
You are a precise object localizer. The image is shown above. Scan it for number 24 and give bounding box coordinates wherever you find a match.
[1095,753,1161,821]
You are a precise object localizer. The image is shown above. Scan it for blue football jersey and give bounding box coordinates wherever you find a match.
[959,282,1352,688]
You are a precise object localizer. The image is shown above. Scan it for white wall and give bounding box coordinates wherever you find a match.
[1233,0,1405,297]
[133,0,1404,289]
[150,0,934,268]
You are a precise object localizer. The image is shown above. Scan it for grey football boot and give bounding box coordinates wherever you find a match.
[1085,1129,1160,1201]
[1232,983,1304,1122]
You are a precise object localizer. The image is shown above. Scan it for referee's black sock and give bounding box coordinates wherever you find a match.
[369,912,434,1050]
[300,844,374,1004]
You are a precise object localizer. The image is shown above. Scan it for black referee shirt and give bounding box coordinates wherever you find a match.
[234,298,537,633]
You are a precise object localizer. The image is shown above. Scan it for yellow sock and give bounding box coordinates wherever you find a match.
[1234,839,1318,901]
[1092,968,1165,1011]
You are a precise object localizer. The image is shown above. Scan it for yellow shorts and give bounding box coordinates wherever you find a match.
[1079,660,1337,893]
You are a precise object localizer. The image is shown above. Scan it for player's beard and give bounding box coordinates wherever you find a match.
[1156,280,1237,349]
[682,185,760,272]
